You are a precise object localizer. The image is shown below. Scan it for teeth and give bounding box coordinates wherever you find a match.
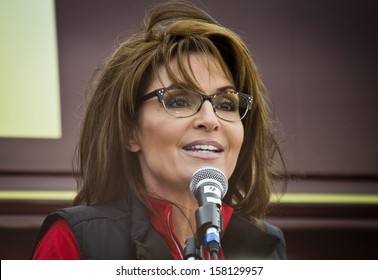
[186,145,220,152]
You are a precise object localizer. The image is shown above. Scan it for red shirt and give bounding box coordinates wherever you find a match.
[33,199,233,260]
[33,219,80,260]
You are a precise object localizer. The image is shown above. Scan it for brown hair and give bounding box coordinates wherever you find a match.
[73,0,286,221]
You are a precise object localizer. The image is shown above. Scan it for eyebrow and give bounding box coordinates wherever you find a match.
[215,86,237,93]
[167,84,236,93]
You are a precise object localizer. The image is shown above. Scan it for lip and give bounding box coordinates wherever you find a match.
[182,140,224,159]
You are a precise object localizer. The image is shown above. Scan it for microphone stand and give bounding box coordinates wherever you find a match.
[183,237,201,260]
[183,203,223,260]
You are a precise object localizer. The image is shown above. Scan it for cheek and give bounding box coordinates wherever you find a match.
[231,124,244,153]
[136,113,180,154]
[137,122,162,151]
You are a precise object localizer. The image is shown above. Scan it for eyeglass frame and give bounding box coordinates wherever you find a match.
[138,85,253,122]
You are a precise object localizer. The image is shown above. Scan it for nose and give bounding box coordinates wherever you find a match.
[192,100,220,131]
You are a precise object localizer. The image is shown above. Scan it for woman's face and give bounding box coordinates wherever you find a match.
[129,53,244,196]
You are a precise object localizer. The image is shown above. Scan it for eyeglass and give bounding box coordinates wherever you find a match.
[138,85,253,122]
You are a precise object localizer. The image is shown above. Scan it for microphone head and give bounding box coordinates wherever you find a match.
[190,166,228,198]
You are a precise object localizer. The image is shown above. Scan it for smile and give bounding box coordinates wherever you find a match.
[183,144,223,153]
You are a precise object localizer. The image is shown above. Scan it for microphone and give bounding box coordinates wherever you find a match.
[189,166,228,259]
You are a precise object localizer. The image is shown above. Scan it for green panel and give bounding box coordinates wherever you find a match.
[0,0,61,138]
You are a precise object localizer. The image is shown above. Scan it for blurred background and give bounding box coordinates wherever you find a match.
[0,0,377,259]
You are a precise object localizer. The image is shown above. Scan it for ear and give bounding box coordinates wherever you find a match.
[127,129,141,152]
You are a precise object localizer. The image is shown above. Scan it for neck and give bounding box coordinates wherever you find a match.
[171,198,198,246]
[143,175,200,247]
[148,188,198,247]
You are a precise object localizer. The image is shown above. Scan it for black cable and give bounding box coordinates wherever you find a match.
[207,240,220,260]
[211,251,219,260]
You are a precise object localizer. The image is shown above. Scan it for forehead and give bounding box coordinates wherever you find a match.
[148,53,234,92]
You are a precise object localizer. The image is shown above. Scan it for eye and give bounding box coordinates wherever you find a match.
[164,89,197,108]
[214,94,239,112]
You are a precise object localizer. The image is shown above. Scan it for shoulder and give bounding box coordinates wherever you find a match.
[35,200,134,259]
[55,201,131,225]
[33,219,80,260]
[263,221,285,240]
[55,201,132,241]
[223,213,287,259]
[262,221,287,259]
[38,201,131,238]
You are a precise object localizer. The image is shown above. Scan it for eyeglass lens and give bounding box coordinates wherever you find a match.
[161,88,249,121]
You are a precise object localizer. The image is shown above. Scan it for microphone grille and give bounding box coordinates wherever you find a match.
[190,166,228,198]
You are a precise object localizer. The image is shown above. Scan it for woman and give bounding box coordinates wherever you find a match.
[33,0,286,260]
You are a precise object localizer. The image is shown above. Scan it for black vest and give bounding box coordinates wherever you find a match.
[34,194,286,260]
